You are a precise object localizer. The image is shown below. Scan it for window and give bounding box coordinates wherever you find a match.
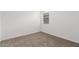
[43,12,49,24]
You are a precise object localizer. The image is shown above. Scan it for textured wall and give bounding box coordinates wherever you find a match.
[41,11,79,43]
[1,11,40,40]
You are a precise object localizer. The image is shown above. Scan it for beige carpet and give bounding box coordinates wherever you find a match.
[0,32,79,47]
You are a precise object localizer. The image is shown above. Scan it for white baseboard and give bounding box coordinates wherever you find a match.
[1,31,39,41]
[0,37,2,41]
[1,31,79,44]
[0,40,1,42]
[42,31,79,44]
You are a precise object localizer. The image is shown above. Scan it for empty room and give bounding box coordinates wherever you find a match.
[0,11,79,47]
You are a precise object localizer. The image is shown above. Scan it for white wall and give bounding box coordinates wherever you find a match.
[0,12,2,40]
[41,11,79,43]
[1,11,40,40]
[1,11,79,43]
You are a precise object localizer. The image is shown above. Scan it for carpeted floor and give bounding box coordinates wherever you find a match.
[0,32,79,47]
